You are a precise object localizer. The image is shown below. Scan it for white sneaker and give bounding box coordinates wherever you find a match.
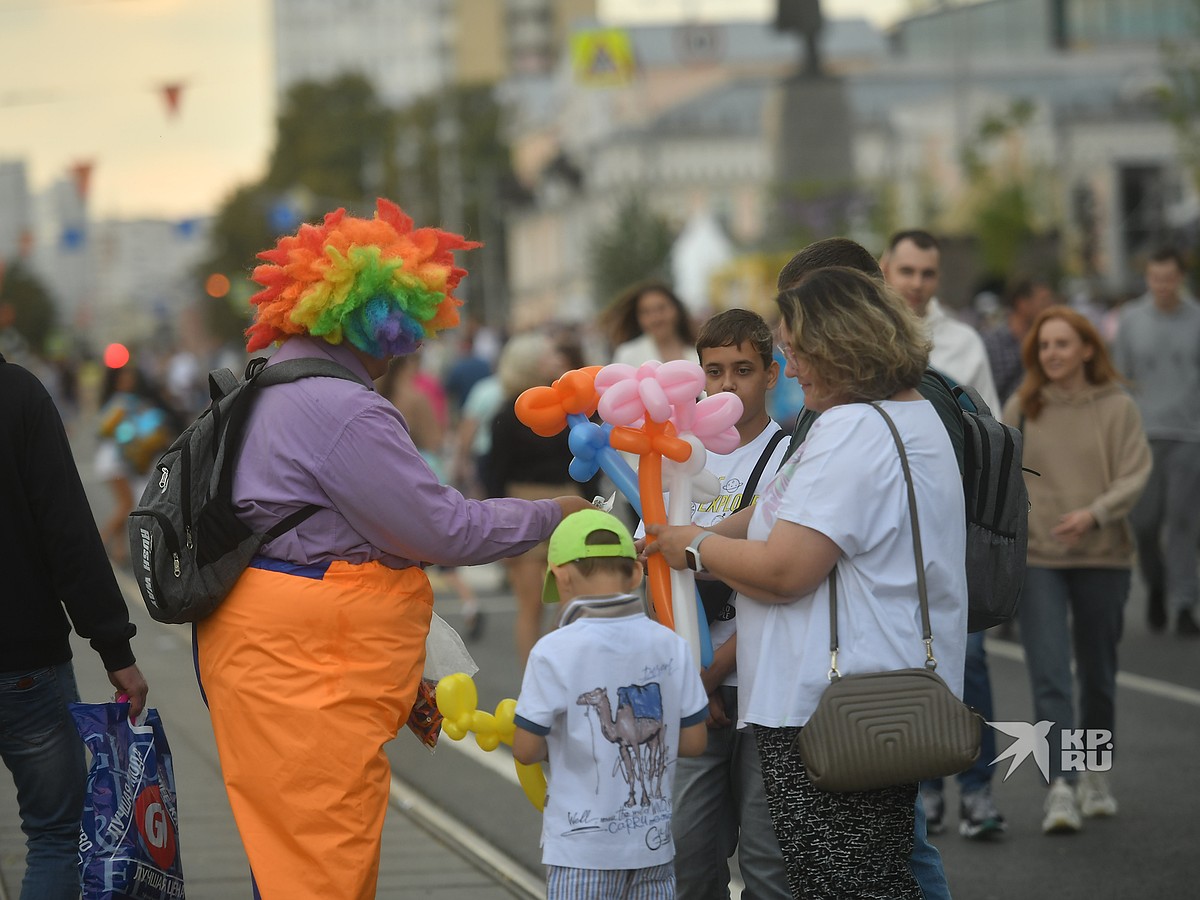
[1077,771,1118,818]
[1042,778,1082,834]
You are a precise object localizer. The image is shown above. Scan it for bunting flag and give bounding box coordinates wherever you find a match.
[70,161,94,200]
[161,82,185,118]
[570,29,636,87]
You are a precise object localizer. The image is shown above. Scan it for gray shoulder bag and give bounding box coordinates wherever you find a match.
[795,403,983,793]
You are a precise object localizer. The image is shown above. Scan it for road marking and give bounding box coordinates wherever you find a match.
[388,773,544,899]
[987,638,1200,707]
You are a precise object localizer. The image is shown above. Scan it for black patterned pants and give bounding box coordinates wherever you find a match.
[754,725,921,900]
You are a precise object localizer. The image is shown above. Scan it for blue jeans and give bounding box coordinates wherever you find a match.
[923,631,997,795]
[910,797,952,900]
[0,662,86,900]
[1019,566,1129,783]
[672,686,789,900]
[1130,439,1200,613]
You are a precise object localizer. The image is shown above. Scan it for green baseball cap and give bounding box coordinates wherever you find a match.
[542,508,637,604]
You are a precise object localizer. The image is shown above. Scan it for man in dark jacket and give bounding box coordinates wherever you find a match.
[1,351,148,899]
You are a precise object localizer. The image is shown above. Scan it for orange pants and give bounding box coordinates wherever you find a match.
[195,560,433,899]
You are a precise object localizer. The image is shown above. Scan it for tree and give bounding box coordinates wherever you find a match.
[199,76,519,340]
[0,262,57,353]
[958,98,1049,280]
[588,195,676,307]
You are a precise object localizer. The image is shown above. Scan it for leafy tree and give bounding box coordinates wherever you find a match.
[0,262,56,353]
[266,74,394,201]
[199,77,517,340]
[589,195,676,308]
[959,98,1045,280]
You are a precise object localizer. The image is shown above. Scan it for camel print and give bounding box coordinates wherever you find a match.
[577,682,667,808]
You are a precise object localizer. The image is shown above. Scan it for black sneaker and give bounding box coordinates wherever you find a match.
[1148,589,1167,632]
[959,788,1007,840]
[921,788,945,835]
[1177,608,1200,638]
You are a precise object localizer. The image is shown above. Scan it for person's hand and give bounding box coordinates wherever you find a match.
[108,664,149,719]
[553,495,592,520]
[1052,509,1096,548]
[644,523,703,569]
[706,690,730,729]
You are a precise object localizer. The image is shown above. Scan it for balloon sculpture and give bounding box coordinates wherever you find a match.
[515,362,742,669]
[435,672,546,811]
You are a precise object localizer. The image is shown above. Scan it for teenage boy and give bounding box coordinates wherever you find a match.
[672,308,792,899]
[513,509,709,900]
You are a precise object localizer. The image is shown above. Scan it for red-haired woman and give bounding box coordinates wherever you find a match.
[1003,306,1151,835]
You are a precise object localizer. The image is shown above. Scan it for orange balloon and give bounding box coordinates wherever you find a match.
[514,367,603,438]
[515,385,568,437]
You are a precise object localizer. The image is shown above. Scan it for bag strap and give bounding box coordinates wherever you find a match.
[826,403,937,680]
[732,429,787,514]
[215,356,367,502]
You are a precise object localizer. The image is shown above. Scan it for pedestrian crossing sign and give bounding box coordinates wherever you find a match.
[571,28,636,86]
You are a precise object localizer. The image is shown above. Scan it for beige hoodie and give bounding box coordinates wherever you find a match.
[1002,382,1151,568]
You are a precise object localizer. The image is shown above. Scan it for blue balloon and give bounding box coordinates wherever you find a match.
[695,592,714,668]
[566,414,642,518]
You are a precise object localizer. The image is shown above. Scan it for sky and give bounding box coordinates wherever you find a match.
[0,0,912,221]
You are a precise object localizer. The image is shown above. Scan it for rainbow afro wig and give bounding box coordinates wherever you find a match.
[245,198,481,357]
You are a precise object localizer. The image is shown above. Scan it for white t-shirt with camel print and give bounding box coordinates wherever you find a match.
[515,595,708,870]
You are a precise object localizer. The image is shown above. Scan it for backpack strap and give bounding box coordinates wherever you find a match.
[209,368,239,402]
[253,357,363,388]
[734,429,788,513]
[214,356,369,514]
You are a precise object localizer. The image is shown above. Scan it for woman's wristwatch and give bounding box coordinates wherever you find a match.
[684,531,717,573]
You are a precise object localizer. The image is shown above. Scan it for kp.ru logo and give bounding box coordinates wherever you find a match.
[988,721,1113,782]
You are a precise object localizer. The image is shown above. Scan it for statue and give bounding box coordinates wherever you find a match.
[775,0,824,78]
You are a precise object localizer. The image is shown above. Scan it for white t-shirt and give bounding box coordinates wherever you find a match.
[736,401,968,730]
[515,599,708,871]
[690,422,790,684]
[634,422,790,686]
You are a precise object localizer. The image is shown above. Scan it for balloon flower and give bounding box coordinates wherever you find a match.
[594,360,741,660]
[436,672,546,811]
[515,366,642,514]
[515,362,741,669]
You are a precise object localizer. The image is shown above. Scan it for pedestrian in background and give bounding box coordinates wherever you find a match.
[1112,247,1200,636]
[603,280,699,367]
[1,351,149,900]
[94,358,181,565]
[485,331,592,665]
[882,229,1008,841]
[1005,305,1151,833]
[983,275,1055,406]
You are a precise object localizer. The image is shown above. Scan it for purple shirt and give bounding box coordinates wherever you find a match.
[234,336,561,569]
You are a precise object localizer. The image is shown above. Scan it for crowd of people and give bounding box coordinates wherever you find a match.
[2,200,1194,898]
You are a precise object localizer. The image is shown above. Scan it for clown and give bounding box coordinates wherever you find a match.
[193,199,590,899]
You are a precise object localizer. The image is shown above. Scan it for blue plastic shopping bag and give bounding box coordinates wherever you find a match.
[70,703,185,899]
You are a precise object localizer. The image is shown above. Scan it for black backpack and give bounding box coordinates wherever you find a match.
[929,372,1029,632]
[127,357,361,623]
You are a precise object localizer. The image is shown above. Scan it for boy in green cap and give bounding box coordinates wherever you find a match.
[513,508,709,899]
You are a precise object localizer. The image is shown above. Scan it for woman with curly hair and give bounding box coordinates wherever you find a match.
[648,267,968,899]
[193,200,590,898]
